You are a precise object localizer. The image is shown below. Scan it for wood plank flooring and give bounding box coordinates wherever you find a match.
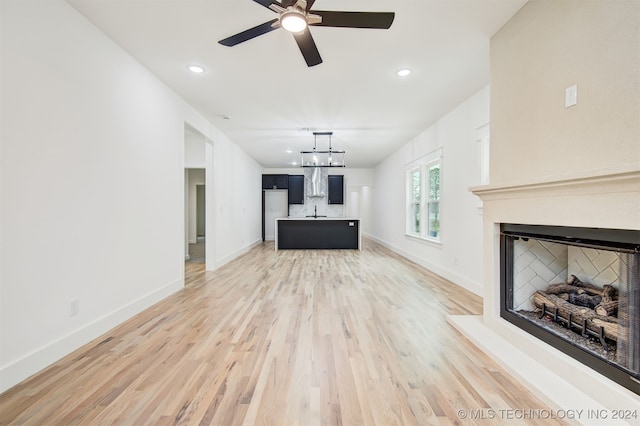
[0,239,566,425]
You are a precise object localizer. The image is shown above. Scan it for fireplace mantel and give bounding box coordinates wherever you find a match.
[450,162,640,415]
[470,162,640,200]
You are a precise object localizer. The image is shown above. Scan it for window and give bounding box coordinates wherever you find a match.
[409,168,421,234]
[406,149,442,242]
[427,162,440,239]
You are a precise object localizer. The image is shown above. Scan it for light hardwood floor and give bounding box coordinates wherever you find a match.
[1,239,566,425]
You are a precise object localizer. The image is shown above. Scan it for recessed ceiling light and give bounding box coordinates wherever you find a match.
[286,150,292,154]
[188,65,205,74]
[292,161,298,166]
[396,68,411,77]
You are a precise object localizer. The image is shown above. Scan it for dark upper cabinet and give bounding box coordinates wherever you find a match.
[328,175,344,204]
[288,175,304,204]
[262,174,288,190]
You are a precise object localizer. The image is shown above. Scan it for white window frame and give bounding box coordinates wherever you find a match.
[405,148,442,243]
[407,167,421,236]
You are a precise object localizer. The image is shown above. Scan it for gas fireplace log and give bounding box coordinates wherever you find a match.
[532,291,618,341]
[568,292,602,309]
[595,300,619,317]
[547,282,617,299]
[591,312,619,324]
[546,284,588,295]
[565,275,605,296]
[533,292,594,319]
[581,287,609,297]
[567,274,583,286]
[567,275,584,287]
[601,285,618,303]
[547,282,603,297]
[591,318,619,342]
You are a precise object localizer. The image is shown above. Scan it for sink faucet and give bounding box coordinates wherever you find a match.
[305,205,326,218]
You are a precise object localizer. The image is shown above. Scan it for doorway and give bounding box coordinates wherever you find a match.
[184,123,209,268]
[264,190,288,241]
[190,183,205,262]
[346,185,371,235]
[186,169,205,263]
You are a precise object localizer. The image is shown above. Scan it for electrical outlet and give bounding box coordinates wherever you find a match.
[565,84,578,108]
[70,298,79,317]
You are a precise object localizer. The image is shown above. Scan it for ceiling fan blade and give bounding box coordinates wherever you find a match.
[254,0,297,11]
[252,0,283,10]
[292,30,322,67]
[305,0,316,11]
[312,11,395,29]
[218,19,280,46]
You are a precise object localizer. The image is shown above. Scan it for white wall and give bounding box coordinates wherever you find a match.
[370,87,489,295]
[0,0,262,392]
[490,0,639,185]
[184,129,206,169]
[209,137,263,268]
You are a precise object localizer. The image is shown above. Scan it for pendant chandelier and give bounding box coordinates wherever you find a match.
[300,132,345,168]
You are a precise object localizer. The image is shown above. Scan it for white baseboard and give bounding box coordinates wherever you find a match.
[212,238,263,270]
[366,234,483,296]
[0,277,183,393]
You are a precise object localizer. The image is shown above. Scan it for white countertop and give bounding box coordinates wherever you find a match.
[276,217,360,221]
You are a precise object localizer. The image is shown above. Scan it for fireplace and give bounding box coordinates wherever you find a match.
[500,224,640,394]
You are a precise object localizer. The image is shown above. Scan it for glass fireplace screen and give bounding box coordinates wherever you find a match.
[500,224,640,395]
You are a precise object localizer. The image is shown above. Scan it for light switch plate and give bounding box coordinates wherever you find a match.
[565,84,577,108]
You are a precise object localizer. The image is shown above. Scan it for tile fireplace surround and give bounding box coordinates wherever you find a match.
[449,164,640,422]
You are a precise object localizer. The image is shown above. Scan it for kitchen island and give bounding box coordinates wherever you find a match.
[275,218,360,250]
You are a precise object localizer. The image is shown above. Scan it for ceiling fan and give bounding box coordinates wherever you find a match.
[218,0,395,67]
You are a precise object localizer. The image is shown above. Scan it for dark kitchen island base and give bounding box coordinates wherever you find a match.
[276,219,360,250]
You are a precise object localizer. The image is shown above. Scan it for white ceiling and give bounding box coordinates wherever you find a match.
[66,0,526,168]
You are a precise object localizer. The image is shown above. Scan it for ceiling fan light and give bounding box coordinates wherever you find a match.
[281,11,307,33]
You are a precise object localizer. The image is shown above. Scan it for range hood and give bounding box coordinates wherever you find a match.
[309,167,325,198]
